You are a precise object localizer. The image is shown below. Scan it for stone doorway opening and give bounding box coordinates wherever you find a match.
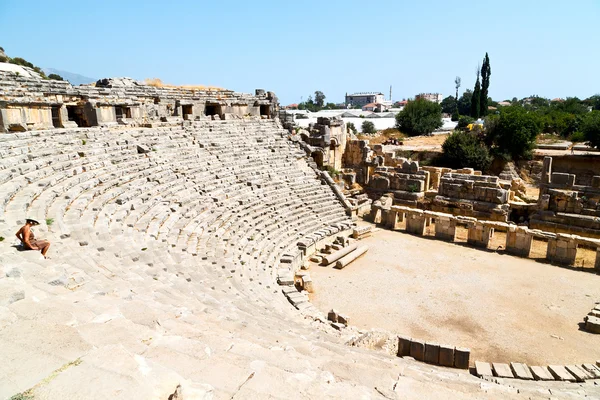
[182,104,193,120]
[115,106,132,120]
[66,105,91,127]
[51,106,61,128]
[260,104,271,118]
[205,103,222,119]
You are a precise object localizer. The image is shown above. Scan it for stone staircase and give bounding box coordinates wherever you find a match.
[0,120,596,399]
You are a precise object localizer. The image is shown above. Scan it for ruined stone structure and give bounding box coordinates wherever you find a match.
[0,72,278,133]
[531,156,600,238]
[295,117,347,171]
[2,70,600,398]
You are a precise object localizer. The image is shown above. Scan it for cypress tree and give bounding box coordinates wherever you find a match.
[471,75,481,119]
[480,53,491,116]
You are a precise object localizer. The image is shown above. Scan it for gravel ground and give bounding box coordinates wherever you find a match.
[309,227,600,365]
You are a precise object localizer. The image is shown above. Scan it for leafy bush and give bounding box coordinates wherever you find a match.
[361,120,376,134]
[48,73,64,81]
[346,122,357,134]
[0,55,7,63]
[569,131,586,143]
[45,218,54,226]
[582,111,600,148]
[485,106,540,160]
[441,131,491,171]
[456,116,474,130]
[395,98,443,136]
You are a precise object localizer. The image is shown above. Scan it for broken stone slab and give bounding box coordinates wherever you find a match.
[529,366,554,381]
[337,314,349,326]
[548,365,577,382]
[492,363,514,378]
[475,361,493,377]
[409,340,425,361]
[438,344,455,367]
[565,365,592,382]
[510,362,533,380]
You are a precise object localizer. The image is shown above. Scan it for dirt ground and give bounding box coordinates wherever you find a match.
[309,226,600,365]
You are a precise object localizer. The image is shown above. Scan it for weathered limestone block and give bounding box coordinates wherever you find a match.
[595,248,600,271]
[405,211,427,235]
[492,363,514,378]
[530,366,555,381]
[548,365,577,382]
[454,347,470,369]
[438,345,455,367]
[475,361,493,377]
[467,223,493,248]
[505,226,533,257]
[397,336,411,357]
[410,340,425,361]
[510,362,534,380]
[434,216,456,242]
[424,342,440,365]
[547,234,577,266]
[565,365,592,382]
[585,315,600,333]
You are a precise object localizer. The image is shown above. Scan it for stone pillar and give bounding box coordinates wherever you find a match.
[381,209,397,229]
[505,226,533,257]
[434,216,456,242]
[547,234,577,266]
[542,156,552,184]
[467,223,493,248]
[406,210,427,235]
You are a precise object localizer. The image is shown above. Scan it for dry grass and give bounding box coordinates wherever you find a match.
[144,78,224,91]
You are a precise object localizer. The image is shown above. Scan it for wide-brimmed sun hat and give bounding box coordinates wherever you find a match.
[26,218,40,225]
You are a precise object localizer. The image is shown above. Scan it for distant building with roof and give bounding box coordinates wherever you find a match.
[415,93,443,103]
[345,92,387,108]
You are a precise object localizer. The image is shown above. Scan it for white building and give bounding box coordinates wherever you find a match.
[415,93,443,103]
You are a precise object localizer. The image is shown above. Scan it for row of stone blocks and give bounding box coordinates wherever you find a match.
[397,336,470,369]
[475,360,600,382]
[380,205,600,269]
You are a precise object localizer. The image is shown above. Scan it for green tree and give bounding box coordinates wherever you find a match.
[584,95,600,111]
[480,53,491,116]
[395,98,443,136]
[48,73,63,81]
[440,95,457,114]
[485,106,541,160]
[457,89,472,115]
[314,91,326,108]
[581,111,600,148]
[441,131,491,171]
[361,120,376,134]
[471,73,481,118]
[346,122,357,134]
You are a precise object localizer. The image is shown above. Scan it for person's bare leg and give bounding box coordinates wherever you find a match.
[41,243,50,258]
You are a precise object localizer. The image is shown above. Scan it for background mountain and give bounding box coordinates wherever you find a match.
[43,68,96,85]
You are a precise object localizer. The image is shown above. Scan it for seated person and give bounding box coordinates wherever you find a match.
[15,218,51,258]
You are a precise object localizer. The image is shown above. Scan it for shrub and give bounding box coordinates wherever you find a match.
[48,73,64,81]
[441,131,491,171]
[0,55,7,63]
[456,116,474,130]
[451,111,459,122]
[485,106,540,160]
[361,120,376,134]
[582,111,600,148]
[45,218,54,226]
[569,131,586,143]
[395,98,443,136]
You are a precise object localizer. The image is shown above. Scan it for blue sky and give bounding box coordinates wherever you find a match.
[1,0,598,105]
